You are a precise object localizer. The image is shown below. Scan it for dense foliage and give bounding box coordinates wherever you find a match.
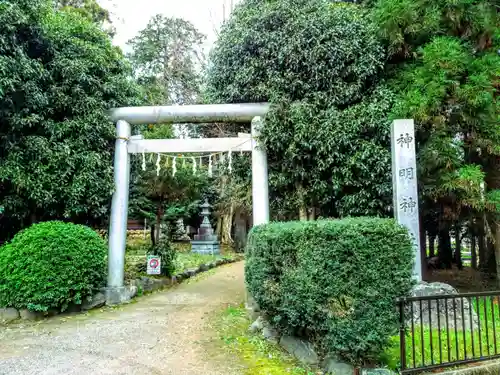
[206,0,393,219]
[207,1,383,105]
[0,0,139,240]
[372,0,498,60]
[371,0,500,271]
[55,0,113,34]
[245,218,415,365]
[128,124,211,243]
[0,221,107,312]
[208,0,500,276]
[263,86,396,217]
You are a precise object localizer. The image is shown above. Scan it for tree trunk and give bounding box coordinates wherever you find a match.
[420,213,429,280]
[216,216,222,238]
[221,205,234,246]
[429,235,436,258]
[421,229,427,257]
[426,213,439,262]
[150,225,156,246]
[471,234,477,270]
[438,226,453,269]
[478,216,487,271]
[485,155,500,282]
[299,207,307,221]
[308,207,316,221]
[297,182,308,221]
[234,208,247,253]
[454,226,463,270]
[494,223,500,287]
[155,201,163,244]
[485,240,497,274]
[478,235,487,271]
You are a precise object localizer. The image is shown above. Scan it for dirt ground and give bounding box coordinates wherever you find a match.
[0,262,246,375]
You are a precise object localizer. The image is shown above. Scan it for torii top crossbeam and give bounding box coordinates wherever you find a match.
[110,103,270,125]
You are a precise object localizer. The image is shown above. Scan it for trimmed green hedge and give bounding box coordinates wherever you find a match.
[245,218,415,365]
[0,221,107,312]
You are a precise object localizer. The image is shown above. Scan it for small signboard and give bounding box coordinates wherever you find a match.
[147,255,161,275]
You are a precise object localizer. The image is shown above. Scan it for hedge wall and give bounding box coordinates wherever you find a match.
[245,217,415,365]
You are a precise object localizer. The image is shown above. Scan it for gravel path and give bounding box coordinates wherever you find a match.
[0,262,245,375]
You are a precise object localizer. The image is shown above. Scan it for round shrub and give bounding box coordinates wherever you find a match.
[245,217,415,366]
[0,221,107,312]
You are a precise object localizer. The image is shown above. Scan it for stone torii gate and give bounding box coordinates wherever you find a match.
[106,103,270,303]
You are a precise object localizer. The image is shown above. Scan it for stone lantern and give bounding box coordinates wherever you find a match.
[190,200,220,255]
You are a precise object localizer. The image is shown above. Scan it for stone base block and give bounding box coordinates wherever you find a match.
[105,287,131,306]
[191,240,220,255]
[408,282,479,330]
[0,308,20,323]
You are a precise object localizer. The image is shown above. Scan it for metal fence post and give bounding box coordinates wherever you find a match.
[399,298,407,373]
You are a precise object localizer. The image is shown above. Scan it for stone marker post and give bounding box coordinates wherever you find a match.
[391,119,422,281]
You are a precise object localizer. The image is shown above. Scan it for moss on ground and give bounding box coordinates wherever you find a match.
[174,252,223,274]
[212,303,320,375]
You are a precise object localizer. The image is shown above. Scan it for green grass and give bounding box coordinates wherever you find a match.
[213,304,319,375]
[124,236,238,280]
[383,297,500,371]
[174,252,224,274]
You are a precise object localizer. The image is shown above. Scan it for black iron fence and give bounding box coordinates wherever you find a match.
[397,291,500,374]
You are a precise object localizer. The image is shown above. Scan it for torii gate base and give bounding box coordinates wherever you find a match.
[106,103,270,305]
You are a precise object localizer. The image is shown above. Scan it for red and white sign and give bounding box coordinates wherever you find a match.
[147,255,161,275]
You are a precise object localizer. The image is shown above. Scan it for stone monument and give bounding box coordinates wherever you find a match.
[391,119,422,281]
[392,120,476,328]
[173,218,191,241]
[191,200,220,255]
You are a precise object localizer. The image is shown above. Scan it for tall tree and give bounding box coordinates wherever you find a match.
[206,0,392,220]
[373,0,500,274]
[127,15,206,106]
[126,15,209,239]
[0,0,139,240]
[54,0,114,35]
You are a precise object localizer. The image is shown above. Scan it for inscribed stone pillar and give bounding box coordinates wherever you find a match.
[391,119,423,281]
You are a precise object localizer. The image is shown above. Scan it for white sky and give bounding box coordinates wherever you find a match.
[100,0,239,54]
